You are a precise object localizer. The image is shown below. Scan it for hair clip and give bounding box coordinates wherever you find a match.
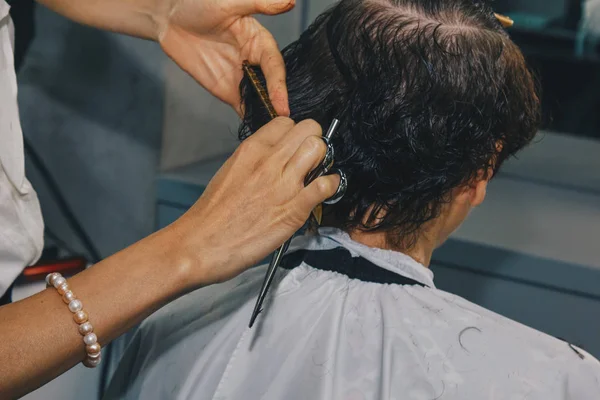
[494,13,514,28]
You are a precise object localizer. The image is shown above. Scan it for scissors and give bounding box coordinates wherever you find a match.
[242,62,347,328]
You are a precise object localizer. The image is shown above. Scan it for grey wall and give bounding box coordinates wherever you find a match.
[18,5,166,258]
[503,0,566,18]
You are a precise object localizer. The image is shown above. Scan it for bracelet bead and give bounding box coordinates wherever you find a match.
[86,343,101,355]
[45,272,102,368]
[73,310,89,324]
[83,356,101,368]
[68,299,83,313]
[62,291,77,304]
[57,283,70,296]
[53,276,66,288]
[78,322,94,335]
[83,332,98,346]
[46,273,60,286]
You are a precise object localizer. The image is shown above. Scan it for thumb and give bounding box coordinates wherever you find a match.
[295,174,341,215]
[227,0,296,16]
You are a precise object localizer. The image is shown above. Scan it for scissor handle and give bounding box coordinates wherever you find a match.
[304,138,335,186]
[303,119,340,186]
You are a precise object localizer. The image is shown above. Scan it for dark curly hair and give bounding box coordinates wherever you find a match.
[239,0,541,245]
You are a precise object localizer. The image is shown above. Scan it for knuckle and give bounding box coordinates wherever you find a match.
[316,178,333,196]
[256,0,270,11]
[238,138,259,155]
[296,119,322,136]
[272,116,294,128]
[265,116,295,134]
[303,135,326,156]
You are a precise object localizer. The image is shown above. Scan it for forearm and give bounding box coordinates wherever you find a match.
[0,225,195,399]
[0,116,336,399]
[35,0,169,40]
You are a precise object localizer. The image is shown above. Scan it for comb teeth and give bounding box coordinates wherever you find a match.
[242,61,278,120]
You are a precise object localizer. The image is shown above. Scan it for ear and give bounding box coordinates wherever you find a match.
[470,178,488,207]
[469,168,492,207]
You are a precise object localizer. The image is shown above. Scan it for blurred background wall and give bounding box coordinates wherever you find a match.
[18,5,166,259]
[16,0,600,266]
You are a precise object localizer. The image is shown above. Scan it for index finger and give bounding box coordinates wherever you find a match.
[252,117,296,146]
[249,30,290,117]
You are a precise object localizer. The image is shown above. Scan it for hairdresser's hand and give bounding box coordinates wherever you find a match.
[37,0,292,113]
[171,118,340,286]
[0,117,335,399]
[158,0,294,116]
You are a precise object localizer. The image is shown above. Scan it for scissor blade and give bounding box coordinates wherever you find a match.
[248,118,340,328]
[312,204,323,225]
[249,239,292,328]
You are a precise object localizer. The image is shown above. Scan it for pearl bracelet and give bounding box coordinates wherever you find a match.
[46,273,102,368]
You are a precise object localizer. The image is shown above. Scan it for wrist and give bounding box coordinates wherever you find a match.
[120,0,172,41]
[160,221,228,293]
[148,0,173,41]
[37,0,170,42]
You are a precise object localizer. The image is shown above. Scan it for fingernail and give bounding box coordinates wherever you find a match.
[279,105,290,117]
[270,0,295,9]
[272,95,290,116]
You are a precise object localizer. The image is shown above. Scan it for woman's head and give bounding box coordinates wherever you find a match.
[240,0,540,250]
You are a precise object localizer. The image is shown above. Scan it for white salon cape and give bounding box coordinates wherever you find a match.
[0,1,44,297]
[106,228,600,400]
